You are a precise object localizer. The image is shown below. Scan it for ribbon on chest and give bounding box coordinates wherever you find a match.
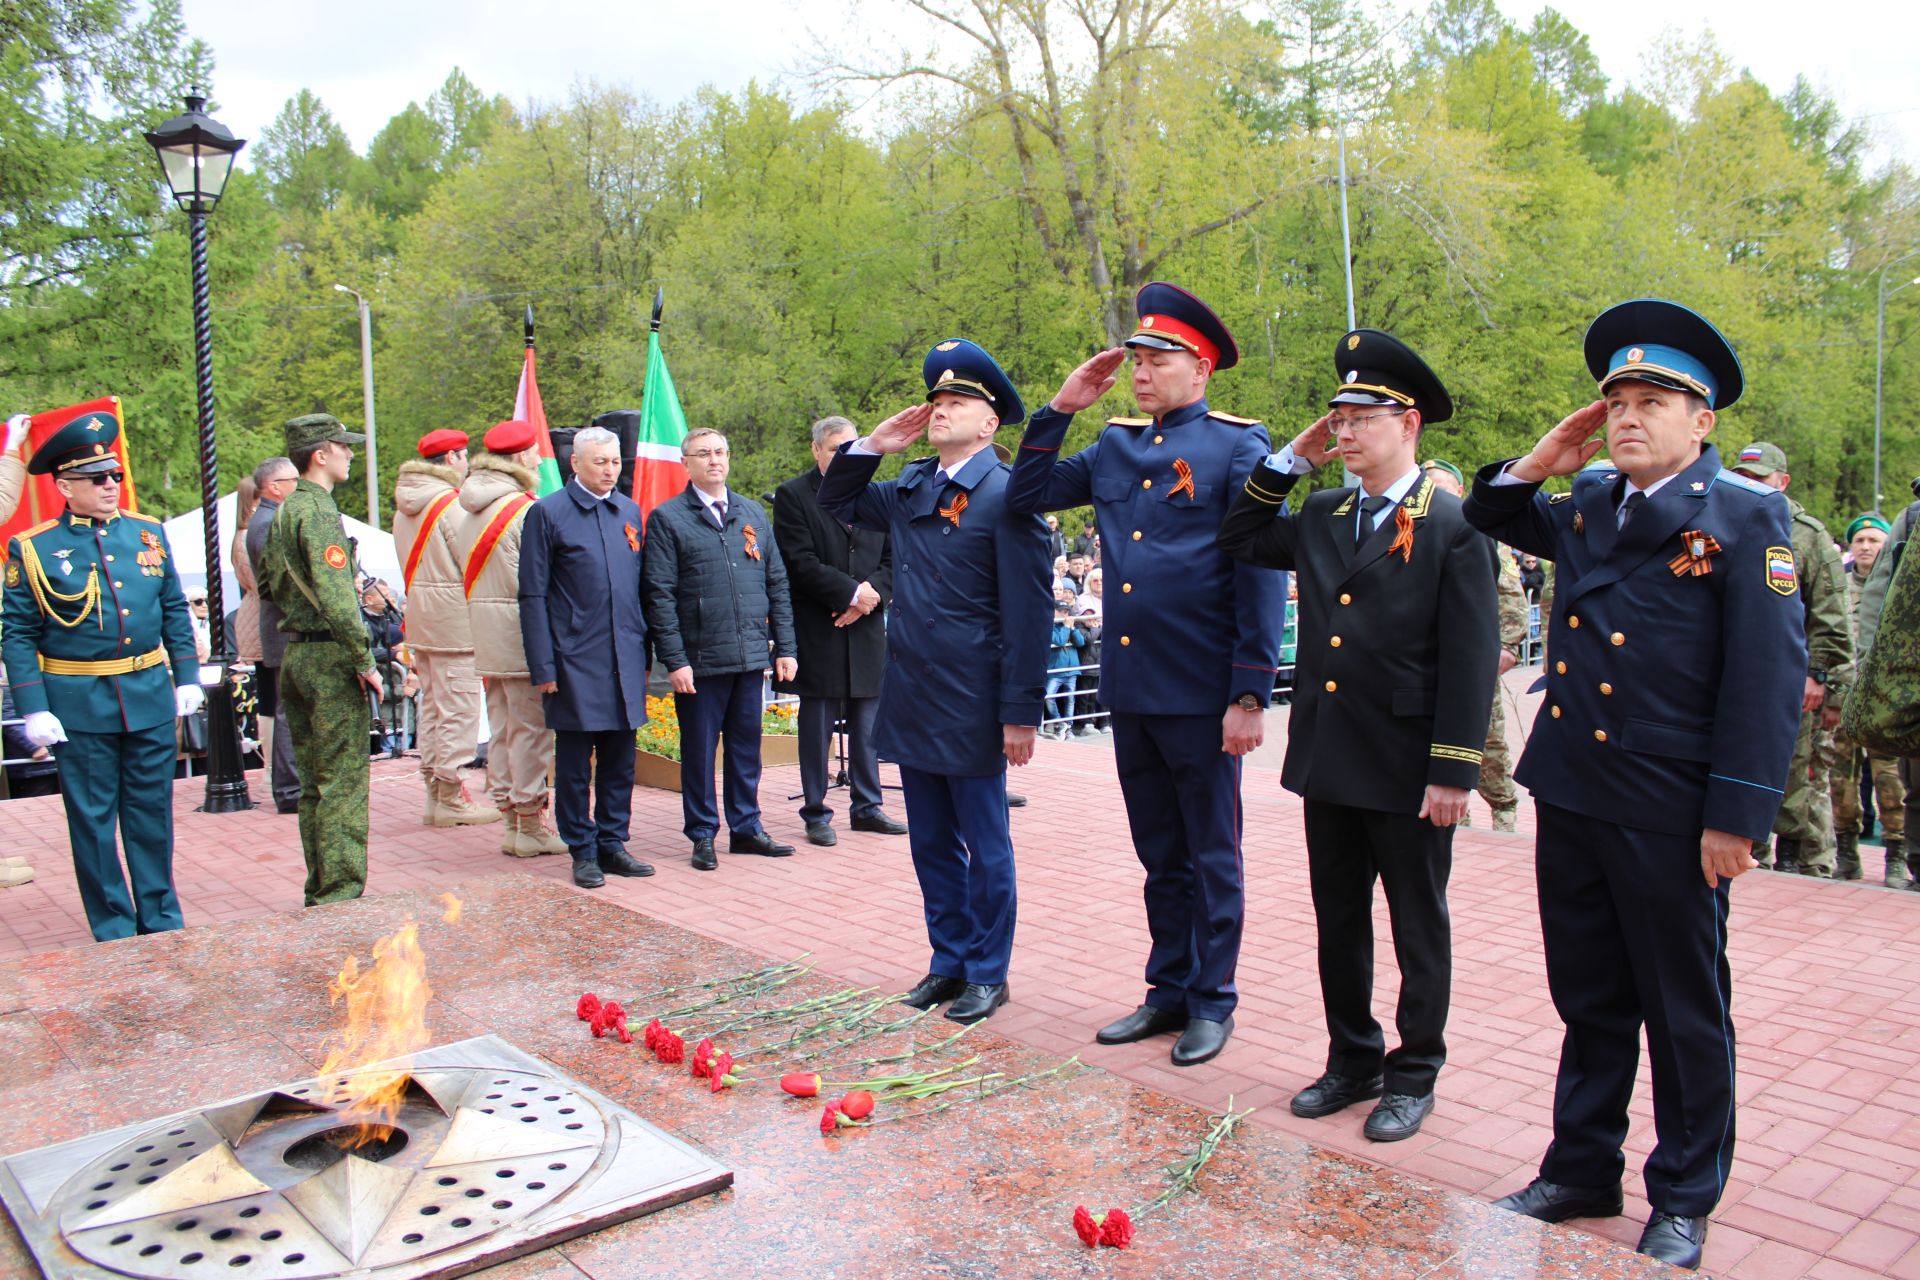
[1669,529,1722,577]
[938,491,968,528]
[743,523,762,560]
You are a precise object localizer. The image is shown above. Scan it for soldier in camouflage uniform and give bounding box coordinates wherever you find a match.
[1426,459,1523,831]
[1825,513,1904,879]
[1855,495,1920,887]
[1730,443,1852,876]
[256,414,382,906]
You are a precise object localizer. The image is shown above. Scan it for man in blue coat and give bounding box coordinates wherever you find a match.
[1006,282,1287,1066]
[1465,300,1806,1271]
[818,340,1051,1025]
[518,426,655,889]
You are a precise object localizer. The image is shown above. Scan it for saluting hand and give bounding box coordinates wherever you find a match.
[1289,412,1339,468]
[1511,400,1608,483]
[865,403,933,455]
[1003,724,1036,767]
[4,413,29,455]
[1700,827,1756,888]
[1049,348,1128,414]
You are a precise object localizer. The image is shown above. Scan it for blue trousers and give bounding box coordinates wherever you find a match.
[674,670,766,840]
[553,729,636,863]
[1535,802,1736,1216]
[1111,712,1244,1021]
[898,765,1016,984]
[51,722,183,941]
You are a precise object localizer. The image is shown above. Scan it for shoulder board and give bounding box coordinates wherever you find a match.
[122,510,162,524]
[903,456,937,471]
[1791,509,1827,530]
[1547,492,1572,505]
[1717,469,1772,496]
[1106,417,1153,427]
[17,518,60,539]
[1205,410,1262,426]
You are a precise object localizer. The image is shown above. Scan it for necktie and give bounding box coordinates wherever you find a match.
[1618,490,1644,530]
[1357,494,1390,547]
[713,501,727,528]
[934,470,950,489]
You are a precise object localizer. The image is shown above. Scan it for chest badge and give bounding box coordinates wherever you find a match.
[135,530,168,575]
[939,492,968,527]
[1168,458,1196,501]
[1669,529,1722,577]
[625,521,640,552]
[742,523,761,560]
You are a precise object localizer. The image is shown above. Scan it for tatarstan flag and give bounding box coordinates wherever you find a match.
[516,342,563,497]
[632,326,688,523]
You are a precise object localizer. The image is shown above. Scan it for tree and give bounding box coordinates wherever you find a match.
[253,89,359,216]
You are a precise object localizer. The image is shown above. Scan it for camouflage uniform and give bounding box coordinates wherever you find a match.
[1467,548,1526,830]
[1827,564,1906,878]
[1854,502,1920,886]
[256,415,375,906]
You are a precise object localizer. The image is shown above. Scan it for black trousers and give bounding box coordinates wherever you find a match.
[1535,801,1736,1216]
[1301,799,1453,1095]
[257,664,300,807]
[798,694,881,826]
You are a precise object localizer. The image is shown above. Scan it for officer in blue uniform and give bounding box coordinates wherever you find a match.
[1005,282,1286,1066]
[1464,300,1806,1271]
[817,339,1051,1026]
[1,412,201,940]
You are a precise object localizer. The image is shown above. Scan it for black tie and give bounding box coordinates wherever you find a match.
[1618,490,1645,530]
[934,470,951,489]
[1357,494,1390,547]
[713,502,727,528]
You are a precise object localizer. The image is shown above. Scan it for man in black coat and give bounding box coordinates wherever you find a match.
[1218,329,1498,1143]
[246,456,301,813]
[773,415,905,846]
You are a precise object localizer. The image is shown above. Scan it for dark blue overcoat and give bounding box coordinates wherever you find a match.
[518,479,650,733]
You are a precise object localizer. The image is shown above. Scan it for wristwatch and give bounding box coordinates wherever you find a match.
[1235,693,1264,712]
[1809,669,1827,685]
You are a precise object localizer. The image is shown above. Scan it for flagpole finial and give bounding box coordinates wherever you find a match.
[524,304,535,349]
[651,288,665,333]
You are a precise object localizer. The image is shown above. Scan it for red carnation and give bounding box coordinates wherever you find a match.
[1099,1208,1134,1248]
[602,1001,625,1026]
[614,1022,634,1044]
[656,1030,686,1065]
[839,1089,875,1120]
[820,1103,840,1134]
[709,1052,736,1093]
[576,993,602,1021]
[692,1038,716,1078]
[644,1018,664,1050]
[1072,1205,1100,1247]
[781,1073,822,1098]
[588,1008,611,1039]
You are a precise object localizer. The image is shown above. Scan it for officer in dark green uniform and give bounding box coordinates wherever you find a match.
[1,411,201,940]
[255,414,382,906]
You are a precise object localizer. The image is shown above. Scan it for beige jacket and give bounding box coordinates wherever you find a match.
[450,454,538,678]
[392,460,473,653]
[0,452,23,523]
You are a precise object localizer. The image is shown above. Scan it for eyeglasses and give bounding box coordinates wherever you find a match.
[684,448,730,460]
[1329,410,1406,433]
[78,471,127,487]
[188,599,208,608]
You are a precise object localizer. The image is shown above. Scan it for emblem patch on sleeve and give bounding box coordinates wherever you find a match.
[1765,545,1798,596]
[324,543,349,570]
[4,561,18,588]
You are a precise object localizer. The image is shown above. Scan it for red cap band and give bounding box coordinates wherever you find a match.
[1132,314,1220,367]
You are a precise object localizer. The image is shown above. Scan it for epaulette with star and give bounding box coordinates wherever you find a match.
[123,509,163,524]
[16,518,59,540]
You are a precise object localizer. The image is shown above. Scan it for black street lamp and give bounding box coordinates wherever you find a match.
[144,90,252,814]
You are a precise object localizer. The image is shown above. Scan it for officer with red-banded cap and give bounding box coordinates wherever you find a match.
[1006,283,1287,1067]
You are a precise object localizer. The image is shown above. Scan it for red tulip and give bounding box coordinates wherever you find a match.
[576,993,602,1021]
[838,1089,875,1120]
[1072,1205,1100,1247]
[781,1073,822,1098]
[1099,1208,1134,1248]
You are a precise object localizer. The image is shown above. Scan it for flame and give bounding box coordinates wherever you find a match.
[316,918,434,1147]
[438,892,462,924]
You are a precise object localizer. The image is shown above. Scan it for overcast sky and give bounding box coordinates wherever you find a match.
[176,0,1920,165]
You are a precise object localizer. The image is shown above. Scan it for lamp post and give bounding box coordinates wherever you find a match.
[143,89,251,814]
[1874,250,1920,509]
[332,284,380,529]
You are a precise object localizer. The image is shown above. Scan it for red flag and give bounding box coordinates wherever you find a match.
[516,344,563,497]
[0,396,140,559]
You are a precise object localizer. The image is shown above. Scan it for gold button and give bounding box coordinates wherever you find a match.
[1594,729,1608,743]
[1142,478,1153,490]
[1122,583,1133,593]
[1550,705,1561,718]
[1568,616,1580,629]
[105,554,114,562]
[124,637,133,646]
[121,607,130,616]
[1339,593,1352,605]
[1325,680,1338,693]
[1599,682,1613,695]
[1611,632,1625,646]
[1132,531,1142,541]
[1153,434,1164,444]
[113,580,123,588]
[1330,636,1342,648]
[1120,635,1131,647]
[1555,661,1566,674]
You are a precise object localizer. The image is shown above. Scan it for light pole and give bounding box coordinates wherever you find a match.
[143,90,251,814]
[332,283,380,529]
[1874,250,1920,509]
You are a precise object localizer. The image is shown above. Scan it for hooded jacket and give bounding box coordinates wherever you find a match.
[451,453,538,678]
[391,459,472,653]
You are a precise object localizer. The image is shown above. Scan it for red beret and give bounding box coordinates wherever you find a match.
[417,428,470,458]
[484,419,537,454]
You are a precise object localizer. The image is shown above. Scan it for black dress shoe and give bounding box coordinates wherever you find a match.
[1006,792,1027,808]
[805,823,837,847]
[600,847,655,877]
[945,982,1009,1024]
[1491,1177,1625,1223]
[1637,1212,1707,1270]
[849,811,907,835]
[1362,1091,1434,1142]
[729,831,795,856]
[571,860,605,889]
[1095,1004,1187,1045]
[899,973,966,1009]
[275,800,301,815]
[1171,1015,1233,1066]
[1289,1071,1385,1118]
[691,838,716,871]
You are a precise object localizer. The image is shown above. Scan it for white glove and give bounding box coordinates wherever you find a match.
[175,684,205,717]
[23,711,66,747]
[4,414,28,454]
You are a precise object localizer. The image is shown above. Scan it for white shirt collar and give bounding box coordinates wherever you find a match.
[1361,465,1423,507]
[1623,472,1681,502]
[694,486,728,520]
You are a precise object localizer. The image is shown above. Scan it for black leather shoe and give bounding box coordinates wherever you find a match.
[729,831,795,856]
[899,973,966,1009]
[1491,1177,1625,1223]
[1171,1016,1233,1066]
[1362,1091,1434,1142]
[1006,792,1028,808]
[850,811,907,835]
[600,847,655,877]
[1637,1212,1707,1270]
[275,801,300,815]
[945,982,1009,1024]
[805,823,837,847]
[1289,1071,1385,1119]
[571,860,605,889]
[691,838,716,871]
[1095,1004,1187,1045]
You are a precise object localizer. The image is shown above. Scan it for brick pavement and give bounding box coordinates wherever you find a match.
[3,677,1918,1279]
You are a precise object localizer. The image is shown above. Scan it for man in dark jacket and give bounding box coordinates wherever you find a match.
[519,426,656,889]
[246,456,301,813]
[773,415,906,846]
[643,428,799,870]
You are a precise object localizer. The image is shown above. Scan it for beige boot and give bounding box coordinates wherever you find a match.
[512,804,570,857]
[1,855,29,867]
[421,773,440,826]
[432,777,504,827]
[1,863,35,888]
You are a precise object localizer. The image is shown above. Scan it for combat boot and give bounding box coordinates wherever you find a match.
[1773,836,1802,875]
[1835,834,1861,881]
[421,773,440,826]
[1883,837,1911,890]
[1493,805,1518,833]
[432,778,504,827]
[0,863,35,889]
[506,805,569,857]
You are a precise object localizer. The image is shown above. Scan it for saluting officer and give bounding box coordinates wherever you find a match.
[1,412,202,940]
[1218,332,1498,1143]
[817,340,1051,1026]
[1465,300,1805,1271]
[1006,282,1286,1067]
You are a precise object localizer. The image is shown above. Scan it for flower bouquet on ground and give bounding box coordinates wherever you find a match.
[1073,1100,1253,1250]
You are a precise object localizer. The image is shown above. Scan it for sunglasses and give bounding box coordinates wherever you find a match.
[75,470,126,487]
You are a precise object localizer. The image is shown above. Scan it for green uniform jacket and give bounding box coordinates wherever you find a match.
[1789,497,1852,697]
[1857,505,1911,659]
[255,479,374,669]
[2,509,198,733]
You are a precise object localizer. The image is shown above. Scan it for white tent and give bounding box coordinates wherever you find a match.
[162,492,403,607]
